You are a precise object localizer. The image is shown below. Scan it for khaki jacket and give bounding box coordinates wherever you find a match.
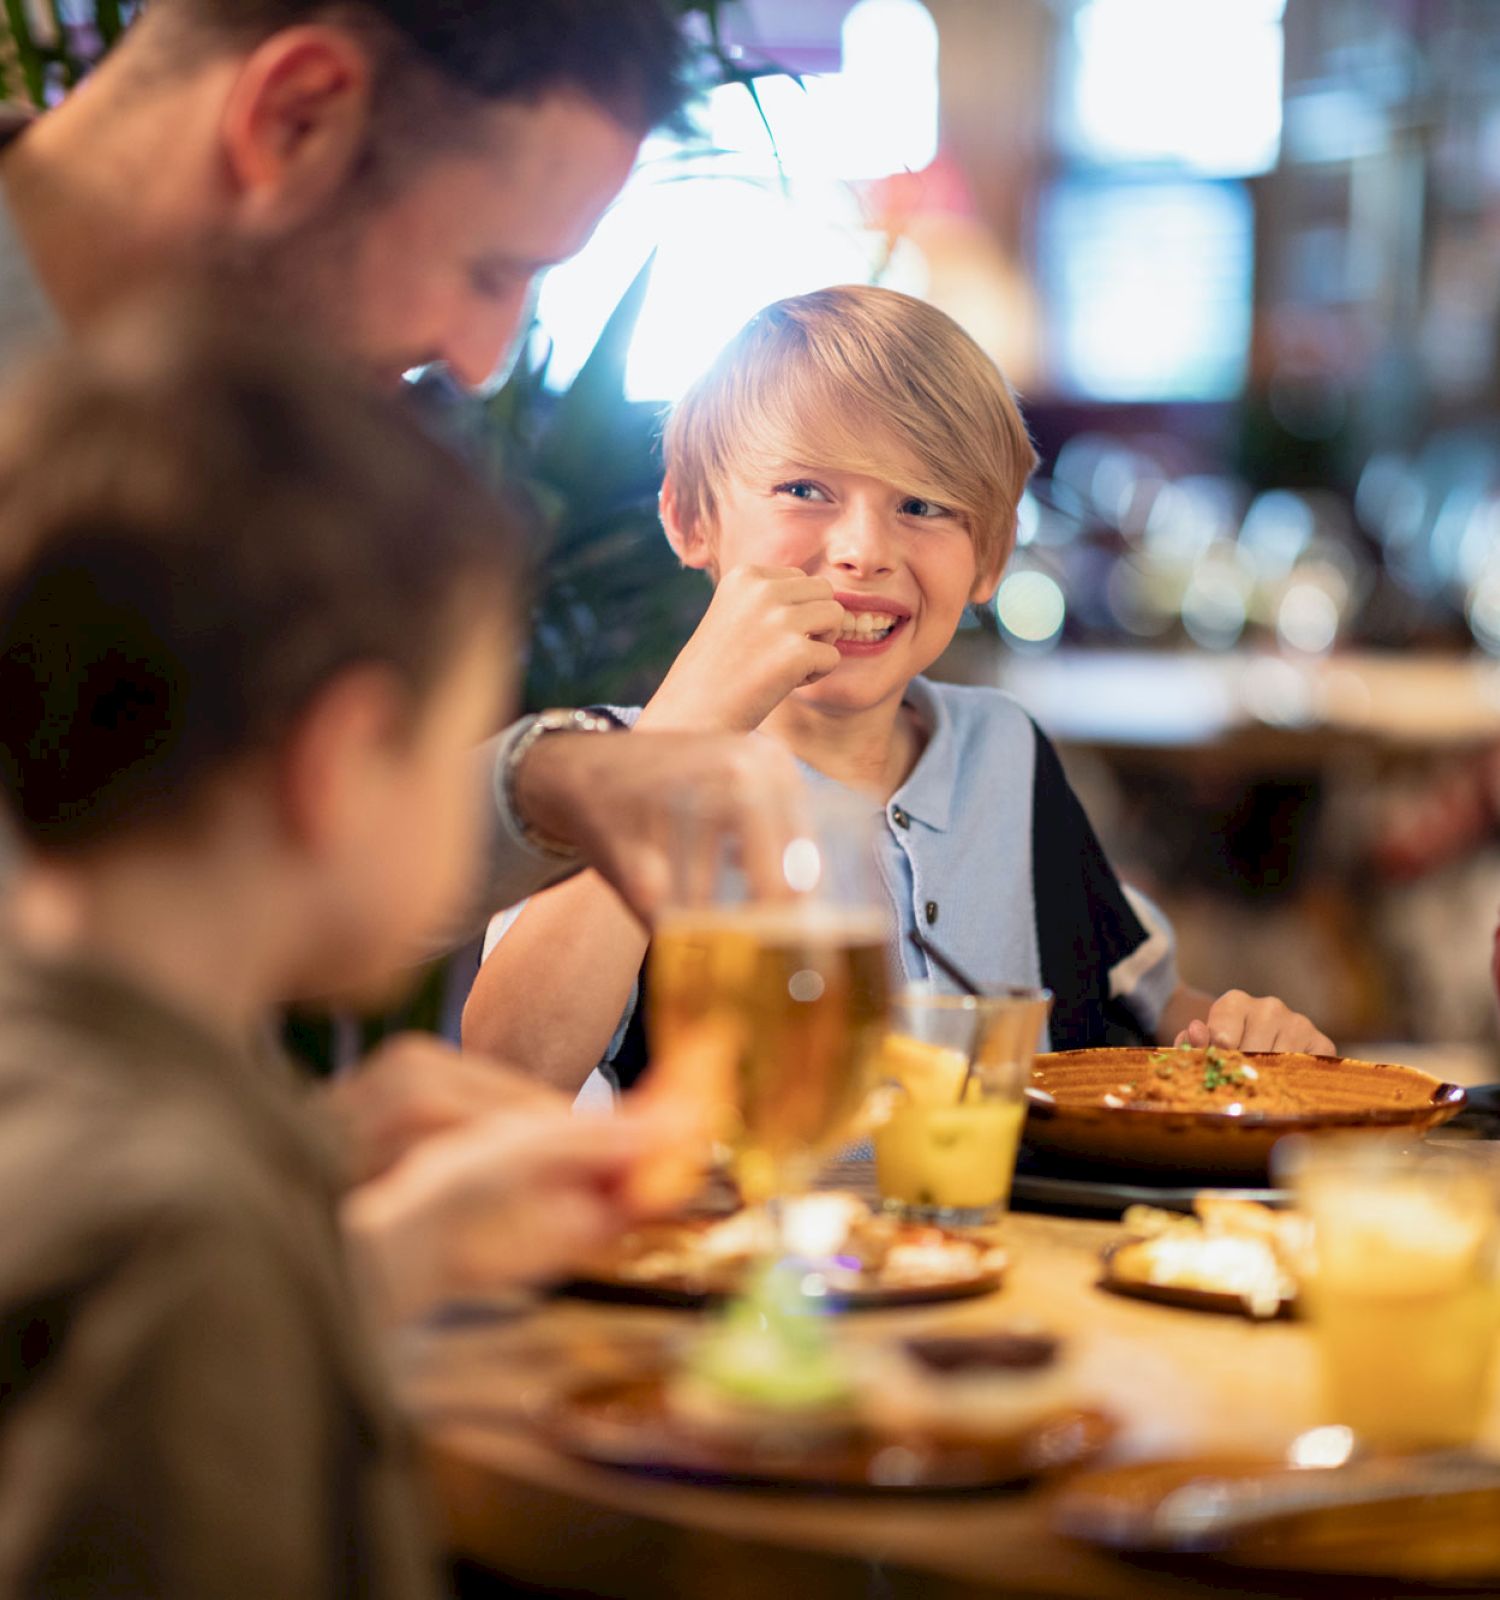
[0,945,440,1600]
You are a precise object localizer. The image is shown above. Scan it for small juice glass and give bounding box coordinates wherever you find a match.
[1281,1135,1500,1452]
[872,987,1050,1225]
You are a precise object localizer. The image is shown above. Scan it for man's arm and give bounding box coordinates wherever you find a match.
[477,716,812,924]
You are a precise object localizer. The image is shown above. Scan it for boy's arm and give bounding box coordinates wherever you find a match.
[462,868,648,1092]
[1155,983,1336,1054]
[463,567,844,1089]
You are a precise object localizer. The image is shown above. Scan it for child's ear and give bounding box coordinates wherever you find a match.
[659,474,715,572]
[275,664,408,852]
[969,531,1014,606]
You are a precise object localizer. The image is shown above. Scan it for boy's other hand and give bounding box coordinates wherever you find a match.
[513,724,808,918]
[640,565,845,734]
[1176,991,1336,1055]
[341,1098,702,1323]
[322,1033,563,1186]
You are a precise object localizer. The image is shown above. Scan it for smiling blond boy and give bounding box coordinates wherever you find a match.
[466,286,1332,1092]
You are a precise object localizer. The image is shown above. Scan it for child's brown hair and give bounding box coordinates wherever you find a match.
[664,285,1037,582]
[0,310,520,852]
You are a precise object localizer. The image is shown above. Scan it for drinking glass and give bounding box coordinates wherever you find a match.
[872,985,1051,1225]
[1281,1135,1500,1452]
[646,785,891,1211]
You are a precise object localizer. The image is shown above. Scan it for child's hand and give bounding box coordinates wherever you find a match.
[342,1098,703,1323]
[1176,991,1336,1055]
[640,565,846,733]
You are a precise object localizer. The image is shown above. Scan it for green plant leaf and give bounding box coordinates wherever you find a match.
[1,0,48,106]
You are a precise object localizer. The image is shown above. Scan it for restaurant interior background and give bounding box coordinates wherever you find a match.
[10,0,1500,1062]
[507,0,1500,1065]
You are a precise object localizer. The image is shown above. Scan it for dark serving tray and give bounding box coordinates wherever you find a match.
[1010,1080,1500,1218]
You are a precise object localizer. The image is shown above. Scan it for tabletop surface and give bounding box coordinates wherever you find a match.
[396,1204,1500,1600]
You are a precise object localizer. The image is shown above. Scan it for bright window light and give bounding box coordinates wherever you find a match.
[533,0,938,403]
[1063,0,1285,177]
[1041,179,1254,402]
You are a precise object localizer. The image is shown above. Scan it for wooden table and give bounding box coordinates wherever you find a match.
[397,1209,1500,1599]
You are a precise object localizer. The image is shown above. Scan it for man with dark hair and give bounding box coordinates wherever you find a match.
[0,0,801,917]
[0,1,807,1170]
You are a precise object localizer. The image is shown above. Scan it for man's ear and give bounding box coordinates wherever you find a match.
[275,664,408,852]
[219,26,374,234]
[659,473,716,572]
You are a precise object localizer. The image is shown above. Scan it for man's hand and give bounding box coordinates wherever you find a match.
[321,1033,562,1186]
[1175,990,1335,1055]
[640,565,845,734]
[510,726,809,919]
[342,1098,707,1324]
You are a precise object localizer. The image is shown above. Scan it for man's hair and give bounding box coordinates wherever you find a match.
[664,286,1038,580]
[150,0,690,135]
[0,309,520,854]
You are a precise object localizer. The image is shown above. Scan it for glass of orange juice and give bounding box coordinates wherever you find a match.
[872,987,1050,1225]
[1283,1136,1500,1452]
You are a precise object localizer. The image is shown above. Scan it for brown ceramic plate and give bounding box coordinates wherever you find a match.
[1053,1455,1500,1581]
[1097,1240,1295,1320]
[1027,1049,1466,1178]
[561,1216,1007,1310]
[537,1371,1115,1492]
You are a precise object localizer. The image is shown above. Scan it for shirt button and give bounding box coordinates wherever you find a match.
[924,901,939,925]
[891,807,910,829]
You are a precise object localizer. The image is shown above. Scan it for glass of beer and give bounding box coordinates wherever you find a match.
[647,786,891,1210]
[1283,1136,1500,1452]
[872,986,1050,1225]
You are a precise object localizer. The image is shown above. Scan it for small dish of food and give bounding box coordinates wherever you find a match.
[1101,1197,1308,1319]
[538,1266,1116,1491]
[1026,1046,1465,1178]
[563,1191,1008,1309]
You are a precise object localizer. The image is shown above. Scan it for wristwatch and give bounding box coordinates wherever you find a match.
[500,707,621,858]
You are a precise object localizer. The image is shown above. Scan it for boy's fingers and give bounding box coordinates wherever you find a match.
[801,641,843,684]
[1272,1017,1336,1055]
[1233,999,1287,1052]
[801,600,849,641]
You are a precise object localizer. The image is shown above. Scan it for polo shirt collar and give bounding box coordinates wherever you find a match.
[889,676,957,832]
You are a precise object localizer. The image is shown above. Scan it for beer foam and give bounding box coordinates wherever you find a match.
[657,904,889,943]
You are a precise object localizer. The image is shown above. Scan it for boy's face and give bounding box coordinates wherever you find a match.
[705,462,994,715]
[295,623,513,1004]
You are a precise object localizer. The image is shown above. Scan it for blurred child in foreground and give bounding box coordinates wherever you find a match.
[0,313,692,1599]
[466,286,1333,1096]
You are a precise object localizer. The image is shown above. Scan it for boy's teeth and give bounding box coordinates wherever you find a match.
[836,611,898,641]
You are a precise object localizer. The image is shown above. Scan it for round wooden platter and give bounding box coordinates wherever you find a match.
[1026,1049,1466,1179]
[535,1369,1117,1493]
[1052,1453,1500,1583]
[559,1218,1008,1311]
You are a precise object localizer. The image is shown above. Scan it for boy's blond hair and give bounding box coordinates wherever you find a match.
[664,285,1037,579]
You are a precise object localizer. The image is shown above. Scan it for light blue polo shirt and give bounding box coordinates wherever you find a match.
[482,677,1179,1102]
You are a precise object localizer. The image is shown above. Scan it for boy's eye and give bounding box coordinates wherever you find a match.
[774,480,831,503]
[900,496,954,519]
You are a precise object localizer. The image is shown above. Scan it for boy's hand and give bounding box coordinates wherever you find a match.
[341,1099,703,1324]
[321,1033,563,1186]
[640,565,846,734]
[1176,991,1336,1055]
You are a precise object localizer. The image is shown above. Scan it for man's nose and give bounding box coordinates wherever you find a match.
[439,289,534,393]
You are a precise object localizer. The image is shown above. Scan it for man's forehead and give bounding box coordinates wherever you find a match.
[446,90,642,256]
